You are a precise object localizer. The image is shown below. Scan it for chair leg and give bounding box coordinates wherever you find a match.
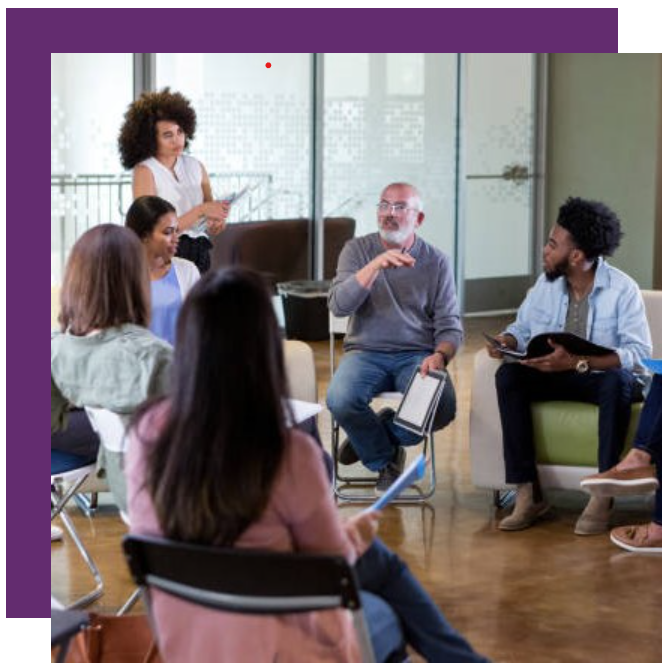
[117,587,142,616]
[73,491,98,517]
[493,489,516,509]
[52,484,104,609]
[332,424,436,504]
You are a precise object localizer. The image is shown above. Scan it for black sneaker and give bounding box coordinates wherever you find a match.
[375,447,406,495]
[338,438,360,465]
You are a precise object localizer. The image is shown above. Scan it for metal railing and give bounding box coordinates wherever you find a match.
[50,171,280,283]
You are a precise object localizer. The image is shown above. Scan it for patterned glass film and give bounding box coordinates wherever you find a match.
[156,53,312,225]
[464,53,536,280]
[50,53,133,284]
[323,53,459,270]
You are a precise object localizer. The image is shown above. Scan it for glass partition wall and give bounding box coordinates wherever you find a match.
[322,53,459,274]
[51,53,134,284]
[50,53,542,313]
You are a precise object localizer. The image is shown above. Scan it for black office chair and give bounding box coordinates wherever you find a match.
[123,534,376,662]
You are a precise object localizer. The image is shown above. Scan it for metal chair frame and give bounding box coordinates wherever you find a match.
[84,407,143,616]
[51,463,104,609]
[329,313,439,503]
[123,534,376,663]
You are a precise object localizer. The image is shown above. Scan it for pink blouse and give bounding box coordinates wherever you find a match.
[126,405,362,662]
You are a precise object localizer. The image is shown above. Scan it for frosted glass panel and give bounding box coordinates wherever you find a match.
[465,180,532,278]
[51,53,133,284]
[157,53,311,221]
[323,53,458,267]
[466,53,533,174]
[464,53,535,280]
[51,53,133,175]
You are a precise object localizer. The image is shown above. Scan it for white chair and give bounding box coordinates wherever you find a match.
[328,313,437,502]
[284,339,318,403]
[51,453,104,609]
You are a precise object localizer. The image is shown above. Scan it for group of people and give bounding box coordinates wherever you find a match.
[51,86,660,661]
[51,90,489,661]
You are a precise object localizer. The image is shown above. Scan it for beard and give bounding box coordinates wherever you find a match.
[378,218,414,245]
[544,256,570,282]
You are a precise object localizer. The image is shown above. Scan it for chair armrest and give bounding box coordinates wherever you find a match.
[469,350,508,489]
[283,340,317,403]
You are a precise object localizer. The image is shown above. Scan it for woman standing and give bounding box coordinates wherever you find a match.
[118,88,229,273]
[125,195,199,346]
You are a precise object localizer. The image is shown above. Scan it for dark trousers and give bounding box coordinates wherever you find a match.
[357,539,489,662]
[176,235,212,274]
[495,363,642,484]
[633,375,662,524]
[51,408,99,462]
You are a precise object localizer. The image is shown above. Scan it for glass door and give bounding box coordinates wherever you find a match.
[462,53,543,313]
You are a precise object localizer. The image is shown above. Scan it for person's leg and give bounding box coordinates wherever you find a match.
[587,368,641,472]
[356,539,488,662]
[528,368,640,534]
[580,375,661,496]
[633,375,662,459]
[495,365,581,530]
[495,363,550,484]
[51,408,99,462]
[643,378,662,525]
[326,351,395,471]
[359,591,406,663]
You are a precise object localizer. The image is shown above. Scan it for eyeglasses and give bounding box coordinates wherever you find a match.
[377,202,418,215]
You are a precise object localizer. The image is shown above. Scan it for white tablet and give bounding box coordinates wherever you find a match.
[393,368,446,436]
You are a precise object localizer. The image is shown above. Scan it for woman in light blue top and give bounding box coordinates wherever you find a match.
[126,196,200,345]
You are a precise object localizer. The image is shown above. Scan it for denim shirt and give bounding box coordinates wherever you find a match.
[503,258,652,371]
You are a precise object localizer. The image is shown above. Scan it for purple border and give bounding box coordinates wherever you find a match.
[8,8,617,618]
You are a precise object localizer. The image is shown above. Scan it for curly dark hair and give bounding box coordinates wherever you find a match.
[118,88,197,169]
[556,197,623,260]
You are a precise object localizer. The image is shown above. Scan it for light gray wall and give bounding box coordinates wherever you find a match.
[546,54,661,289]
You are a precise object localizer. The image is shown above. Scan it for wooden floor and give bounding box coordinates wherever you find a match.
[52,316,662,662]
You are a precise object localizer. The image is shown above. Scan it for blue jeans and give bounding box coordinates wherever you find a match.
[327,350,457,471]
[358,539,489,662]
[633,375,662,524]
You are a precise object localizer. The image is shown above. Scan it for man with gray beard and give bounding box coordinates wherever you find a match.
[327,182,463,493]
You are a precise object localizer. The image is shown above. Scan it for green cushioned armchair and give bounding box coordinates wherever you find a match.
[469,290,661,495]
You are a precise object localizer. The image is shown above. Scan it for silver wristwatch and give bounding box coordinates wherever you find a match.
[575,358,590,374]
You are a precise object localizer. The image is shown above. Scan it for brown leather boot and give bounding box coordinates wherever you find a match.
[498,483,551,531]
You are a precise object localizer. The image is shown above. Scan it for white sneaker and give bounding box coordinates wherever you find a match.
[51,525,63,542]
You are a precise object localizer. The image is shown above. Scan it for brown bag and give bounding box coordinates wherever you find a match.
[62,613,162,663]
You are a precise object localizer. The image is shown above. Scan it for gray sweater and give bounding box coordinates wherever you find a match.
[328,233,463,353]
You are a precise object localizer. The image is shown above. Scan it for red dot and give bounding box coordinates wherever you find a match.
[266,62,272,68]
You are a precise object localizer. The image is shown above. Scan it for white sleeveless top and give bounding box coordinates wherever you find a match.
[138,155,207,239]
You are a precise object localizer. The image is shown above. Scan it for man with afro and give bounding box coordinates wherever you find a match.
[486,197,652,535]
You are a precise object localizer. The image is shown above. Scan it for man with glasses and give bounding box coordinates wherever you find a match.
[327,182,462,493]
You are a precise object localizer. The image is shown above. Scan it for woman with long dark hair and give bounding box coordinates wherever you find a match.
[127,267,489,662]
